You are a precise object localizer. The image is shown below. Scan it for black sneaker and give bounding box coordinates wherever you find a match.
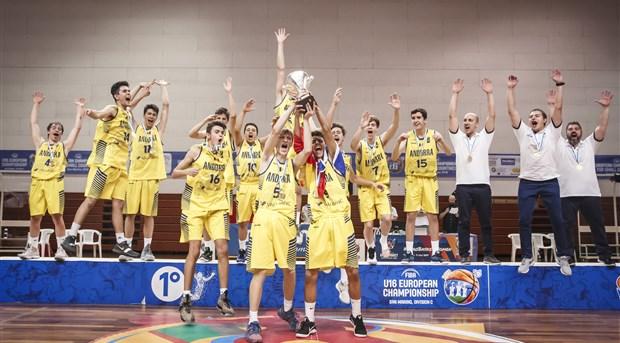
[367,247,377,265]
[245,321,262,343]
[598,256,615,267]
[277,306,299,331]
[295,317,317,338]
[430,251,443,263]
[349,314,368,338]
[216,290,235,316]
[61,235,77,255]
[199,246,213,262]
[112,241,140,258]
[460,255,471,265]
[401,250,414,264]
[237,249,247,264]
[483,255,501,265]
[179,294,195,323]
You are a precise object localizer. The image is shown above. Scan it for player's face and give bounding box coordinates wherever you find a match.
[143,109,158,129]
[331,127,344,147]
[463,113,479,135]
[208,126,225,146]
[312,136,325,159]
[528,111,546,132]
[115,85,131,107]
[277,131,293,156]
[411,112,426,131]
[566,124,582,141]
[244,125,257,143]
[47,123,63,143]
[215,114,229,126]
[367,120,378,137]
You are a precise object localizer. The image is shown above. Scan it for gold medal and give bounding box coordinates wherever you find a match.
[467,155,473,162]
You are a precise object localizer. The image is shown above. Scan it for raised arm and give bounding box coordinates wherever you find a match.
[223,77,238,143]
[315,105,337,160]
[85,105,117,120]
[30,91,45,148]
[434,131,452,156]
[506,75,521,128]
[156,80,170,137]
[171,146,200,179]
[274,27,290,103]
[380,93,401,145]
[233,99,256,146]
[350,111,370,152]
[63,98,86,152]
[129,80,155,109]
[188,115,217,139]
[260,102,295,169]
[550,69,564,126]
[594,90,614,141]
[391,133,407,162]
[325,87,343,129]
[448,79,464,133]
[293,108,313,170]
[481,78,496,132]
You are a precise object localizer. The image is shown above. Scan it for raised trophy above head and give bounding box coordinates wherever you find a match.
[286,70,316,110]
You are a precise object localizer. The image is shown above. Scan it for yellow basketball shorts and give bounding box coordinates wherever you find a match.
[179,209,229,243]
[236,183,258,223]
[84,165,127,201]
[29,177,65,216]
[124,179,160,216]
[404,176,439,214]
[358,186,391,222]
[246,209,297,274]
[306,214,358,270]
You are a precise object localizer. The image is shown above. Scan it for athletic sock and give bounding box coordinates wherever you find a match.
[239,239,247,250]
[69,223,81,236]
[220,288,227,295]
[125,237,133,247]
[351,298,362,317]
[283,298,293,311]
[406,241,413,253]
[380,234,388,249]
[144,237,152,246]
[29,234,39,247]
[249,310,258,323]
[304,302,316,322]
[56,235,65,248]
[431,240,439,254]
[340,268,348,284]
[115,233,125,244]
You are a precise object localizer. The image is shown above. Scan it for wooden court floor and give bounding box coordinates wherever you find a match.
[0,304,618,343]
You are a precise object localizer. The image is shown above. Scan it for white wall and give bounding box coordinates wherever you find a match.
[1,0,619,195]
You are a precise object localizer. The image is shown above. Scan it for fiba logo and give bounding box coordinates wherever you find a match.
[442,269,482,306]
[401,268,421,279]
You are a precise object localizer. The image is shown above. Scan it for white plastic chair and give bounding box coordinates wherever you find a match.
[38,228,54,257]
[77,229,102,258]
[508,233,521,262]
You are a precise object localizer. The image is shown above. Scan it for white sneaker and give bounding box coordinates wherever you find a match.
[18,245,40,260]
[54,246,68,262]
[518,258,534,274]
[336,280,350,304]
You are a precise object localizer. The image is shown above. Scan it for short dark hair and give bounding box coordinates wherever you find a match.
[331,123,346,136]
[566,121,582,131]
[207,121,226,133]
[530,108,548,120]
[369,116,380,128]
[214,107,230,120]
[110,81,129,98]
[311,130,324,139]
[411,108,428,120]
[244,122,258,133]
[143,104,159,115]
[46,122,64,134]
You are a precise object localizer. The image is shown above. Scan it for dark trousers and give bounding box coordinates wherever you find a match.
[562,196,611,259]
[456,184,494,257]
[518,178,573,258]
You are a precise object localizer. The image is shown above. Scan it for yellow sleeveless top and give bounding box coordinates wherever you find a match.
[304,155,350,218]
[31,142,67,180]
[237,140,262,184]
[87,106,131,169]
[256,156,296,219]
[181,144,229,214]
[356,138,389,186]
[129,125,166,180]
[405,129,438,178]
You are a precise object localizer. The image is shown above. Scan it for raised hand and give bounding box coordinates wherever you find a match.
[507,75,519,89]
[388,93,400,110]
[33,91,45,104]
[595,90,614,107]
[155,80,169,86]
[333,87,343,104]
[205,114,218,122]
[242,98,256,113]
[74,97,87,107]
[274,27,290,43]
[223,77,232,94]
[360,111,371,128]
[481,78,493,93]
[551,69,563,84]
[452,79,464,94]
[304,104,315,120]
[546,89,557,106]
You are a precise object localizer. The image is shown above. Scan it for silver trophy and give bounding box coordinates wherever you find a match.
[286,70,316,110]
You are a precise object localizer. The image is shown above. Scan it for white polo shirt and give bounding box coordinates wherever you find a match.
[514,121,561,181]
[557,133,602,197]
[449,129,494,185]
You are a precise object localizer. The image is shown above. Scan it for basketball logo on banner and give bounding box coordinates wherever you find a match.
[442,269,482,306]
[151,266,184,302]
[616,275,620,300]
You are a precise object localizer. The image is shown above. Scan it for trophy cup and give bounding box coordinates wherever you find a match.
[285,70,316,110]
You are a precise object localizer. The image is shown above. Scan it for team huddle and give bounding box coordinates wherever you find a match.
[18,28,615,342]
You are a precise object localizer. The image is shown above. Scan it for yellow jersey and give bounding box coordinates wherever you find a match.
[87,106,131,169]
[256,156,297,219]
[305,153,350,218]
[405,129,438,178]
[214,129,235,187]
[128,125,166,181]
[31,142,67,180]
[237,140,262,184]
[274,94,296,131]
[181,144,230,214]
[356,138,389,186]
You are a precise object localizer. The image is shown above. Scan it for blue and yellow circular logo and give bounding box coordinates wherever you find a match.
[442,269,480,305]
